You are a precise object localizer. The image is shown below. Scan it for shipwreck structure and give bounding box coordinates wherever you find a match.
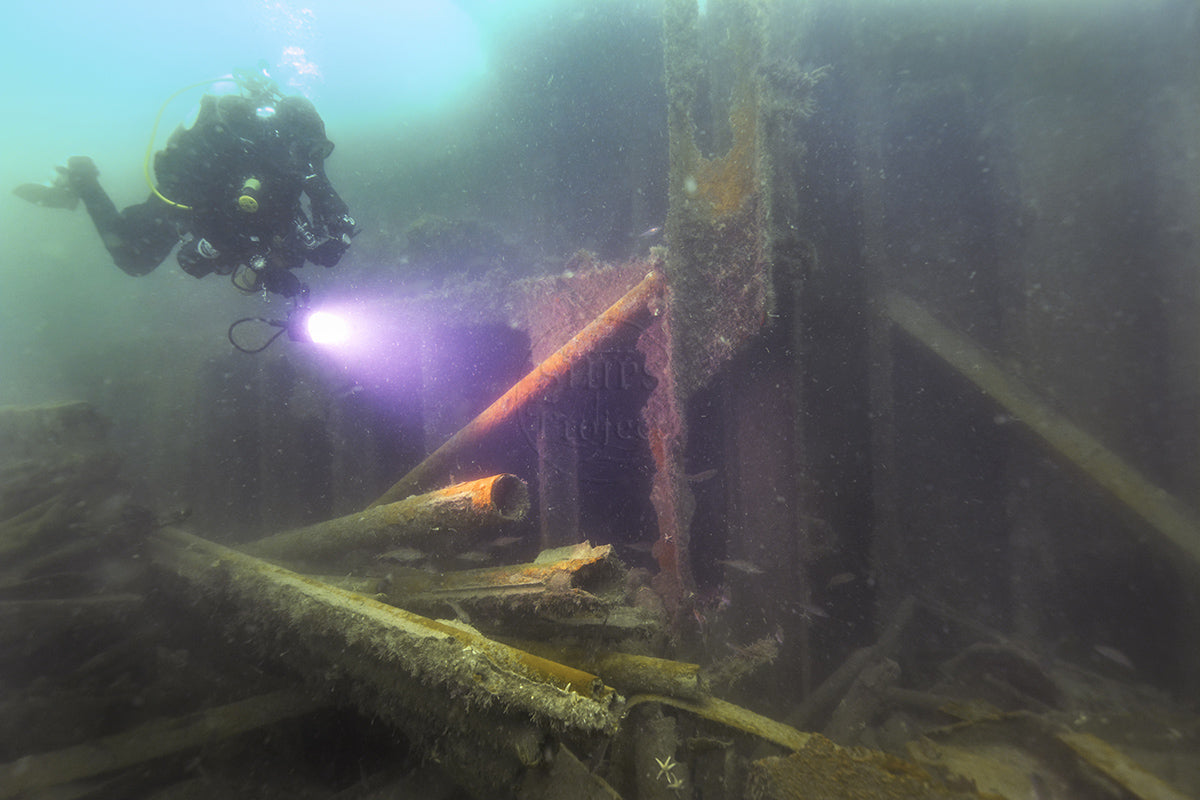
[3,1,1199,798]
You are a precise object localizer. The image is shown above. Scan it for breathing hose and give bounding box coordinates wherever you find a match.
[142,77,233,210]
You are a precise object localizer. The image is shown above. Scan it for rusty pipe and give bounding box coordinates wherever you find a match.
[369,270,665,507]
[245,473,529,563]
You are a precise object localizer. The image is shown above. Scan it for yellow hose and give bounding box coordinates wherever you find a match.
[143,77,230,210]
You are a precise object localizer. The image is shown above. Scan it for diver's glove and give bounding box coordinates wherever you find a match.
[63,156,100,192]
[177,235,223,278]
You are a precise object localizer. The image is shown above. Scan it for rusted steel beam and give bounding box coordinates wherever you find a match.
[369,270,665,507]
[244,474,529,564]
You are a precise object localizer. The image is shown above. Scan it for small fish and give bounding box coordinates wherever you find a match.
[637,225,663,238]
[1093,644,1135,671]
[485,535,524,550]
[685,468,718,484]
[334,383,365,400]
[826,571,856,589]
[377,547,426,564]
[717,558,764,575]
[793,602,829,621]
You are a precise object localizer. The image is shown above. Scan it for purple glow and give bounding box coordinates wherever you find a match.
[298,295,426,404]
[306,310,349,345]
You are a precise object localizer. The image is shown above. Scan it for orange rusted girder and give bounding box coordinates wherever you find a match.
[370,271,665,507]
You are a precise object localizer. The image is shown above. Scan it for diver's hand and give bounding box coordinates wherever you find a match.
[260,267,304,297]
[309,215,357,267]
[325,213,358,240]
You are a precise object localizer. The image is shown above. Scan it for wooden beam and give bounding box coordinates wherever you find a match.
[152,527,616,728]
[150,526,621,797]
[0,689,323,799]
[883,292,1200,567]
[383,542,660,639]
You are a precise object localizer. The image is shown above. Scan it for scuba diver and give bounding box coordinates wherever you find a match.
[14,70,357,299]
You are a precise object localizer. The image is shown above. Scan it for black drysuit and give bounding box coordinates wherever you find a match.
[73,94,354,297]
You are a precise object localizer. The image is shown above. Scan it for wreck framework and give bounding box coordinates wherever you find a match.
[3,0,1200,798]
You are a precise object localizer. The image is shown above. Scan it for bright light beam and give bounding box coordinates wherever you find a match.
[306,310,349,345]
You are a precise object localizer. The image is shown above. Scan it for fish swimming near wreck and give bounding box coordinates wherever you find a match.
[717,558,765,575]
